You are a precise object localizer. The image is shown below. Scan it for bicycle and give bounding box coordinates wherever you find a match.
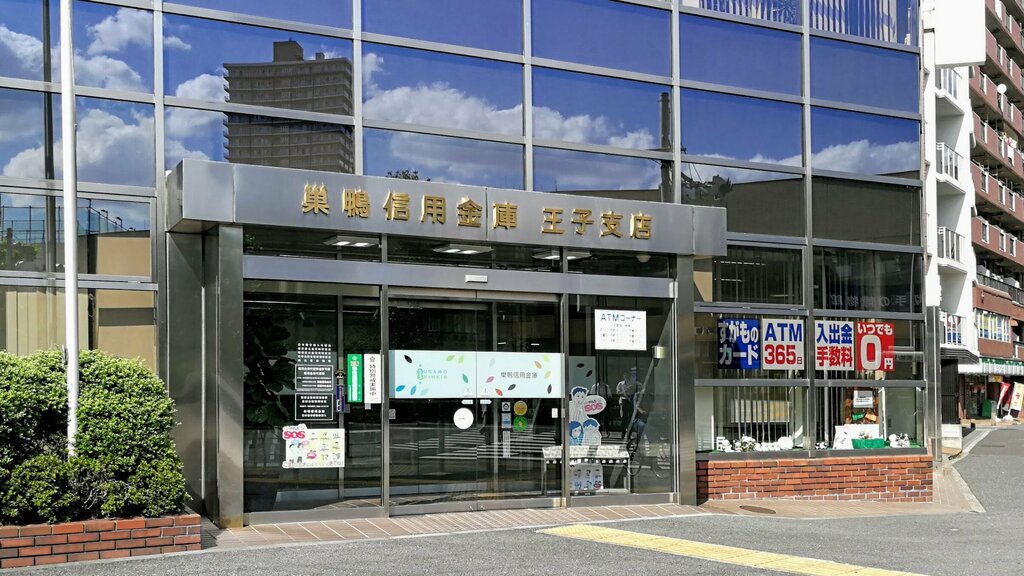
[623,390,671,480]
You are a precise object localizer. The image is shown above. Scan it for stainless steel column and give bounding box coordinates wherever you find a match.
[204,225,245,527]
[675,256,697,505]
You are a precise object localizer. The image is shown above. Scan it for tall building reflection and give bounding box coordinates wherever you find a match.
[224,40,355,173]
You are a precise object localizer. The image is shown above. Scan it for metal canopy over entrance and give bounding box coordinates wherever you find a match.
[163,160,726,527]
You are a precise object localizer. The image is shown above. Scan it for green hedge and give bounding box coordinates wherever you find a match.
[0,350,188,525]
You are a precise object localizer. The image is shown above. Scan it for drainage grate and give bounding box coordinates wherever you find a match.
[738,505,777,515]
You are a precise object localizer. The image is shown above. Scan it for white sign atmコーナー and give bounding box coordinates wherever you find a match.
[594,309,647,351]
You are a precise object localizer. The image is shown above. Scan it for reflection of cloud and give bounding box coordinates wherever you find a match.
[0,97,43,143]
[687,139,919,180]
[385,132,520,185]
[73,53,144,91]
[163,36,191,51]
[538,151,661,191]
[165,74,226,140]
[3,108,154,186]
[86,8,151,55]
[0,26,43,76]
[363,52,654,149]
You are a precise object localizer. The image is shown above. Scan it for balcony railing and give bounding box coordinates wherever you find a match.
[936,143,962,180]
[937,227,965,262]
[944,313,966,346]
[977,272,1024,306]
[937,68,961,99]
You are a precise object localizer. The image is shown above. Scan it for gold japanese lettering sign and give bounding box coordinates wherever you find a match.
[186,159,719,256]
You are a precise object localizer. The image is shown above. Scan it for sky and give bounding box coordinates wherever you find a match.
[0,0,920,189]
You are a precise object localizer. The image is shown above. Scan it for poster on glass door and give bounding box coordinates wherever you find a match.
[476,352,563,399]
[389,350,564,399]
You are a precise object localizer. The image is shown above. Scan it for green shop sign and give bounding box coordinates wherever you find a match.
[347,354,363,403]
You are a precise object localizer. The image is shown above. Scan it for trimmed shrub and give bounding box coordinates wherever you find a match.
[0,350,188,525]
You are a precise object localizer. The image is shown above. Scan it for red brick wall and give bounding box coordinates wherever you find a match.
[697,454,933,502]
[0,514,201,569]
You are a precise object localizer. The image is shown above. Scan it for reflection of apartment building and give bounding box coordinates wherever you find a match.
[224,41,355,173]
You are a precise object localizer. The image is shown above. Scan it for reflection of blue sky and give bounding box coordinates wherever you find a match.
[811,38,918,113]
[0,1,155,91]
[163,107,224,169]
[364,129,523,189]
[364,0,520,53]
[0,88,54,180]
[534,148,663,192]
[533,68,667,150]
[1,93,154,187]
[811,108,919,175]
[533,0,670,75]
[683,163,801,186]
[163,15,352,102]
[679,14,801,96]
[363,43,521,135]
[681,90,802,165]
[68,198,150,233]
[172,0,352,29]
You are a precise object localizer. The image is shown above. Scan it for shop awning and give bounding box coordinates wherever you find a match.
[959,357,1024,376]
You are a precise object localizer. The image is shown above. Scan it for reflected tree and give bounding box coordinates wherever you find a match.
[386,169,430,181]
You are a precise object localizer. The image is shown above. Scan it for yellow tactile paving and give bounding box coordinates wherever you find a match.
[538,525,925,576]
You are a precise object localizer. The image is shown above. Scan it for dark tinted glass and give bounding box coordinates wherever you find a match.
[364,0,520,53]
[533,68,668,150]
[0,192,47,272]
[0,88,59,180]
[56,197,152,277]
[364,129,523,189]
[815,248,922,313]
[534,147,671,203]
[681,89,802,166]
[682,163,803,236]
[532,0,671,75]
[808,0,918,46]
[362,43,521,135]
[165,107,355,173]
[811,108,919,178]
[711,245,803,305]
[171,0,352,29]
[679,14,801,95]
[164,16,353,116]
[812,177,921,245]
[683,0,800,25]
[811,38,918,112]
[1,1,156,90]
[567,250,674,278]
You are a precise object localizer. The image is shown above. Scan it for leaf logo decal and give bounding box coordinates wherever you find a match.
[396,385,406,392]
[547,384,553,394]
[446,354,455,361]
[410,385,417,395]
[534,361,542,369]
[403,355,413,363]
[462,373,469,384]
[495,389,504,396]
[544,371,551,379]
[507,384,516,391]
[486,376,495,383]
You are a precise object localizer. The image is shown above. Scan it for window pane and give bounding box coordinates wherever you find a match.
[811,108,919,178]
[680,14,801,95]
[533,68,669,150]
[165,107,354,173]
[164,16,353,116]
[812,176,920,245]
[682,163,804,236]
[387,236,559,272]
[364,129,523,189]
[683,0,801,25]
[0,88,59,180]
[681,90,801,165]
[696,245,802,305]
[0,286,156,370]
[71,2,153,92]
[170,0,352,29]
[56,198,151,277]
[0,192,47,272]
[811,38,918,113]
[362,43,521,136]
[364,0,520,53]
[567,249,674,278]
[533,0,670,75]
[696,312,807,379]
[815,248,923,313]
[808,0,918,46]
[816,387,922,449]
[534,148,671,202]
[0,0,57,82]
[3,94,154,187]
[695,386,806,452]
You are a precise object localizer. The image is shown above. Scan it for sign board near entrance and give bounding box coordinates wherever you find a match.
[594,310,646,351]
[282,425,345,468]
[295,394,334,421]
[761,319,804,371]
[295,342,334,393]
[347,354,364,403]
[389,350,564,399]
[364,353,382,404]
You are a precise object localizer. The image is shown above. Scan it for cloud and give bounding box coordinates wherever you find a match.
[165,74,227,143]
[3,108,155,187]
[537,150,662,191]
[73,53,144,91]
[0,25,43,77]
[0,95,44,143]
[86,8,152,55]
[808,139,919,175]
[384,131,521,186]
[163,35,191,51]
[362,52,385,97]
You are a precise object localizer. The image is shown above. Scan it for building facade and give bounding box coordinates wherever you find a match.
[0,0,930,527]
[955,0,1024,421]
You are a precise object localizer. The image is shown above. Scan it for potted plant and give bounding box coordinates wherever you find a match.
[242,309,295,512]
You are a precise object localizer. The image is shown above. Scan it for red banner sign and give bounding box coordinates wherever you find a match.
[855,321,895,372]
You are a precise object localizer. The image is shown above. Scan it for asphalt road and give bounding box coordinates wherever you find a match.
[14,426,1024,576]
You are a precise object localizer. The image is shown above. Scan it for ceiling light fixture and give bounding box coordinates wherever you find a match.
[532,249,591,261]
[323,235,379,248]
[433,243,493,256]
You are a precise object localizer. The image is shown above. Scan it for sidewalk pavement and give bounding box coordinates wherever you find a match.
[201,466,981,550]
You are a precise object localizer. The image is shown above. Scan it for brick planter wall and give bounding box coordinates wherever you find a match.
[697,453,933,502]
[0,514,201,569]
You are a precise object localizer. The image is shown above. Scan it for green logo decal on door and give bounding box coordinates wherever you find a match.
[347,354,363,403]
